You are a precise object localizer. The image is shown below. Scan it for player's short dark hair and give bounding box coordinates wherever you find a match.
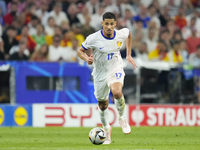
[103,12,116,21]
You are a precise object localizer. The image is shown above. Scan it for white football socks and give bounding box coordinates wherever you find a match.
[98,107,110,132]
[114,95,125,119]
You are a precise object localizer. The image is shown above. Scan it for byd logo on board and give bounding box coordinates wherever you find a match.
[129,105,200,126]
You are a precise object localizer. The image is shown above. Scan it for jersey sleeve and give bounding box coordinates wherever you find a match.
[81,34,94,50]
[120,28,130,40]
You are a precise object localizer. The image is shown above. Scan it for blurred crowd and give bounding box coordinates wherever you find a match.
[0,0,200,103]
[0,0,199,66]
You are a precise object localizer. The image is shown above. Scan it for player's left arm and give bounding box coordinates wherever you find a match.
[126,31,137,69]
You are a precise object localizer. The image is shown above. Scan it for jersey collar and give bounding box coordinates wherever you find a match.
[101,30,116,40]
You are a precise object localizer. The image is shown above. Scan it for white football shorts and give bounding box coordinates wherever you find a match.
[93,69,125,101]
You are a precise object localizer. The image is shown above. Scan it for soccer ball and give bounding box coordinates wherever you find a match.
[89,127,107,145]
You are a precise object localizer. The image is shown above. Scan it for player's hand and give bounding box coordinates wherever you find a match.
[126,55,137,69]
[87,54,94,65]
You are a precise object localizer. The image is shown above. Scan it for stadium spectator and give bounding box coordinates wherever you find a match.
[131,0,141,13]
[32,23,46,49]
[7,0,25,14]
[179,40,188,64]
[168,41,183,64]
[45,17,55,36]
[62,39,79,62]
[149,0,161,14]
[144,27,158,52]
[85,0,99,15]
[102,0,115,13]
[188,45,200,67]
[9,38,29,61]
[77,5,90,25]
[182,17,200,39]
[131,20,147,39]
[158,6,170,27]
[45,25,63,46]
[90,4,105,31]
[49,2,69,26]
[115,0,136,18]
[135,42,149,61]
[168,0,179,17]
[72,23,85,47]
[23,4,37,25]
[132,4,150,28]
[186,28,200,54]
[132,30,144,52]
[48,34,64,62]
[174,7,187,29]
[30,43,49,61]
[27,15,40,36]
[60,20,70,33]
[170,30,183,46]
[2,26,18,60]
[67,3,80,27]
[121,9,134,29]
[148,40,169,61]
[148,5,161,29]
[3,1,18,26]
[186,9,200,28]
[159,30,171,51]
[34,0,49,26]
[181,0,193,15]
[81,14,95,39]
[9,36,30,57]
[15,25,36,53]
[165,19,178,40]
[60,31,75,48]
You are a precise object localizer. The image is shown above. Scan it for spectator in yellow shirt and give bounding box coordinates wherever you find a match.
[148,40,169,61]
[168,41,183,64]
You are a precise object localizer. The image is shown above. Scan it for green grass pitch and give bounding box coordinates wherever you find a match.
[0,127,199,150]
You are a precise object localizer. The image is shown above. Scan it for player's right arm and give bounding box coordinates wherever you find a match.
[77,47,94,65]
[77,34,95,65]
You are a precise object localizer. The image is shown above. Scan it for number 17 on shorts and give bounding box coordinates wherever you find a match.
[115,73,122,79]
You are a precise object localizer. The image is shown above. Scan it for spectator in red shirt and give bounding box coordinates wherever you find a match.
[15,25,36,53]
[174,7,187,29]
[186,28,200,54]
[3,2,18,26]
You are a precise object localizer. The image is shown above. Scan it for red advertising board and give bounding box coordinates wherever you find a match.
[129,105,200,126]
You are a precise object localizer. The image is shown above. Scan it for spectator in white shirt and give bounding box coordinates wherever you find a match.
[189,45,200,68]
[62,38,79,63]
[49,34,64,62]
[90,4,105,31]
[85,0,99,15]
[77,5,90,25]
[144,27,158,52]
[34,1,49,26]
[182,16,200,39]
[28,15,40,36]
[148,5,161,29]
[49,2,68,26]
[45,17,55,36]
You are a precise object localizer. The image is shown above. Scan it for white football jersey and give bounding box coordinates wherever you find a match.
[81,28,130,81]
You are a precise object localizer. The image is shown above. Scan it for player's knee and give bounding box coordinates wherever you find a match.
[98,103,108,111]
[112,90,122,99]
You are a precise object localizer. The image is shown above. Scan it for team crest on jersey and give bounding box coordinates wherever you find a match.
[117,41,122,47]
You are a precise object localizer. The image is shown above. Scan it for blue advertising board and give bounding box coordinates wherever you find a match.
[0,62,91,104]
[0,105,32,126]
